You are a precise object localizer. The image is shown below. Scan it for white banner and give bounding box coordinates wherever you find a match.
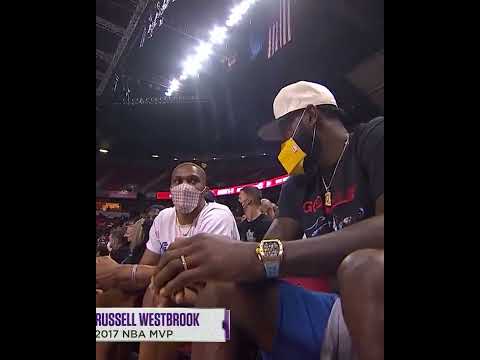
[96,308,230,342]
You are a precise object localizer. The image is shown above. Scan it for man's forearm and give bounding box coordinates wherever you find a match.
[280,214,384,277]
[116,265,156,291]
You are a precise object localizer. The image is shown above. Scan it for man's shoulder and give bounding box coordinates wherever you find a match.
[353,117,384,148]
[237,220,247,230]
[258,215,273,229]
[201,202,234,217]
[259,214,273,224]
[153,207,175,225]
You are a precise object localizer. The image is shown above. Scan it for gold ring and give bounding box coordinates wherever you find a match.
[180,255,188,271]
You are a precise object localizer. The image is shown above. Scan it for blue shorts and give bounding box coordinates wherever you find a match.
[261,281,338,360]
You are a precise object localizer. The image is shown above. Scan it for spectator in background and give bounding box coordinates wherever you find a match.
[108,226,131,264]
[142,205,163,236]
[237,186,273,242]
[128,205,164,264]
[261,198,277,220]
[96,234,109,257]
[204,190,216,203]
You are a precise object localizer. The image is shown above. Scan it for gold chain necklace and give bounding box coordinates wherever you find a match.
[175,214,200,237]
[321,134,350,207]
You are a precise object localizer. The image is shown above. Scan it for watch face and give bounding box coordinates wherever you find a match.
[263,241,281,257]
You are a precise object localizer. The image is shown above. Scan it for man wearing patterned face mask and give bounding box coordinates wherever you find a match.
[157,162,240,251]
[96,162,240,360]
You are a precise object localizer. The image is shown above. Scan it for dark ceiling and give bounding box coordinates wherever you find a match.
[96,0,384,191]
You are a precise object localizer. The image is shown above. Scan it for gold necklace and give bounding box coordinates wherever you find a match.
[175,203,205,237]
[175,214,200,237]
[321,134,350,207]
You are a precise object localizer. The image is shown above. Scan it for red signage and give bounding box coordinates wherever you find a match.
[156,175,289,200]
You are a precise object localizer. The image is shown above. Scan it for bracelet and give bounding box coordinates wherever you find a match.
[131,264,139,284]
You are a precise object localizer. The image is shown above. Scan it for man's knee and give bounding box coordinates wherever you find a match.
[338,249,384,292]
[196,281,277,351]
[196,281,272,308]
[196,282,237,308]
[142,286,172,307]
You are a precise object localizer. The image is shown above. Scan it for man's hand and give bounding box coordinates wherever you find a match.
[146,280,202,307]
[171,284,205,305]
[96,256,121,291]
[151,233,262,298]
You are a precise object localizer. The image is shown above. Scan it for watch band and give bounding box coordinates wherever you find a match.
[263,260,280,279]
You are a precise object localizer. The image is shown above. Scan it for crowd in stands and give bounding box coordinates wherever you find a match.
[96,205,164,263]
[96,192,279,265]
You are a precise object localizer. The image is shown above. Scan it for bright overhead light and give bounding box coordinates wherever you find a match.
[152,154,159,158]
[169,78,180,91]
[181,55,202,78]
[209,26,227,45]
[212,157,217,160]
[241,155,246,159]
[195,41,213,63]
[173,157,179,161]
[166,78,181,96]
[99,148,109,153]
[164,0,259,89]
[226,14,241,27]
[263,153,268,156]
[226,0,255,27]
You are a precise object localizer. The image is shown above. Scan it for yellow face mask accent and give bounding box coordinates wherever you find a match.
[278,138,306,175]
[277,108,313,175]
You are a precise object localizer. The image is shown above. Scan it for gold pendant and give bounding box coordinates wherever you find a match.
[325,191,332,207]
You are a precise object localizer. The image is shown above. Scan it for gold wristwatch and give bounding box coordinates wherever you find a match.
[255,239,284,279]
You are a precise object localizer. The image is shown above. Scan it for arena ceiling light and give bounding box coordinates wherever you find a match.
[99,149,109,153]
[180,56,202,79]
[195,41,213,63]
[226,0,257,27]
[209,26,227,45]
[165,0,260,96]
[152,154,159,158]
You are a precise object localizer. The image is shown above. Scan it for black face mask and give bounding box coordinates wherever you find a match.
[291,118,320,175]
[240,199,252,210]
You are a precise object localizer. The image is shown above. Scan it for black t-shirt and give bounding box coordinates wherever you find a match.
[278,117,384,237]
[238,214,273,242]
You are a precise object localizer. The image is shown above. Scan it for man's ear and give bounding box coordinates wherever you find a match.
[304,104,320,129]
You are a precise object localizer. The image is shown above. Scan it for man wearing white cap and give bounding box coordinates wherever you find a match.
[151,82,384,360]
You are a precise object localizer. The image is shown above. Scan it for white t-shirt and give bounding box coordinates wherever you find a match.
[146,202,240,255]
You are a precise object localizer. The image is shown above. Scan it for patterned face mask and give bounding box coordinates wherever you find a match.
[170,183,205,214]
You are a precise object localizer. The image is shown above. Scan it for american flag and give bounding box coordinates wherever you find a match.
[267,0,293,59]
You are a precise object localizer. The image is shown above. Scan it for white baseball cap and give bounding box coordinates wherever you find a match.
[258,81,338,141]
